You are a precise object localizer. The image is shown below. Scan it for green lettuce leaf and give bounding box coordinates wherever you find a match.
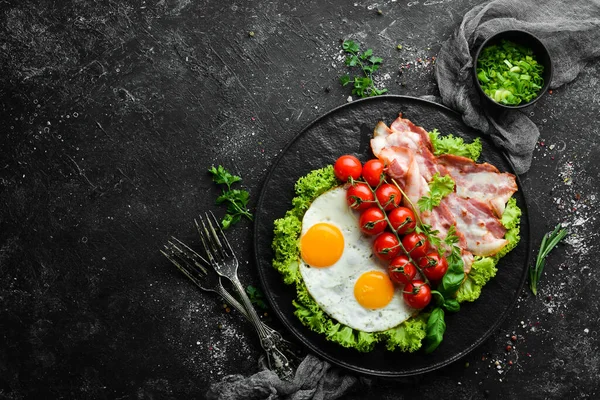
[290,165,339,218]
[429,129,482,161]
[380,314,428,352]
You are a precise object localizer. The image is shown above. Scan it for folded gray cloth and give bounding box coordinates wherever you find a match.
[206,354,368,400]
[436,0,600,174]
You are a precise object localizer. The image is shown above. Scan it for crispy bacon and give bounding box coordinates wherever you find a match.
[437,154,518,217]
[442,193,508,257]
[378,146,428,206]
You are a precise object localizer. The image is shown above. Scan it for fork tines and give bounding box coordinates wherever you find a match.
[161,238,210,287]
[195,211,237,263]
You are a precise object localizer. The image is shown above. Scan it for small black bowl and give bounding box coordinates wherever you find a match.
[473,30,553,110]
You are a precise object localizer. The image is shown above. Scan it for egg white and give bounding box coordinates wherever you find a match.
[299,186,414,332]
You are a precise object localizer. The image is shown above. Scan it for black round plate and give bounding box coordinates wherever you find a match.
[253,95,531,377]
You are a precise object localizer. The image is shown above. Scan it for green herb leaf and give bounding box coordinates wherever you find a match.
[442,298,460,312]
[339,75,351,86]
[424,307,446,353]
[529,223,568,295]
[209,165,242,190]
[340,40,387,98]
[415,223,442,250]
[342,40,360,53]
[438,243,465,299]
[208,165,253,229]
[246,285,269,310]
[417,173,454,212]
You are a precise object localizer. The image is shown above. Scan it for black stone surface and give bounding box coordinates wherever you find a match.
[1,1,599,399]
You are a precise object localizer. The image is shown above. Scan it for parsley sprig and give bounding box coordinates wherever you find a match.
[340,40,387,98]
[530,223,568,295]
[417,173,455,212]
[208,165,253,229]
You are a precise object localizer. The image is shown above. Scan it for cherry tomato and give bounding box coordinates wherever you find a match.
[358,207,387,236]
[403,280,432,309]
[362,159,385,188]
[373,232,401,261]
[418,253,449,281]
[388,255,417,285]
[401,232,429,259]
[375,184,402,211]
[334,155,362,182]
[346,182,375,211]
[388,206,416,235]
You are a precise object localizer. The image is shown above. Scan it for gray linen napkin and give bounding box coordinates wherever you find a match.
[206,354,368,400]
[436,0,600,174]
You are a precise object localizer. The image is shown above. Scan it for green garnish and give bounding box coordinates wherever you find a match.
[417,173,455,212]
[429,129,482,160]
[208,165,253,229]
[424,307,446,354]
[529,224,568,295]
[246,285,268,310]
[476,39,545,106]
[339,40,388,98]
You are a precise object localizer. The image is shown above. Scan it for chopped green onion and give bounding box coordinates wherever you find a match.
[476,39,545,106]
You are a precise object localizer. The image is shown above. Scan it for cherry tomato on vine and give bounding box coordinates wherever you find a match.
[346,182,374,211]
[418,253,449,281]
[362,159,385,188]
[373,232,401,261]
[388,255,417,285]
[388,206,416,234]
[401,232,429,259]
[375,184,402,211]
[334,155,362,182]
[358,207,387,236]
[403,280,432,309]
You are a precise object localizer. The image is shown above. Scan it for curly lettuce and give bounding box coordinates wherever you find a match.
[429,129,482,161]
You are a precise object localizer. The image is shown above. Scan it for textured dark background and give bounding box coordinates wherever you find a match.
[1,0,598,399]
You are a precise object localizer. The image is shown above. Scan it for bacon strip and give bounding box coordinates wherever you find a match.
[437,154,518,217]
[442,193,508,257]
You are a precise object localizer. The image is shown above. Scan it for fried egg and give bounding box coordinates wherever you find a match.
[299,186,414,332]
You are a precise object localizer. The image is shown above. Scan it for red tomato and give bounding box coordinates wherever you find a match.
[403,280,432,309]
[418,253,449,281]
[388,206,416,235]
[346,182,374,211]
[334,155,362,182]
[375,184,402,211]
[373,232,401,261]
[362,159,385,188]
[358,207,387,236]
[401,232,429,259]
[388,255,417,285]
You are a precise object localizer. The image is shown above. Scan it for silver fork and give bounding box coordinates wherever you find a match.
[161,237,298,360]
[196,212,295,380]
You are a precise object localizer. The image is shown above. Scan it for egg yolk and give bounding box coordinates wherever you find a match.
[354,271,394,309]
[300,222,344,268]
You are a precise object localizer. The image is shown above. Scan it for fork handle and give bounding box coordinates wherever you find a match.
[215,285,290,344]
[229,276,295,380]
